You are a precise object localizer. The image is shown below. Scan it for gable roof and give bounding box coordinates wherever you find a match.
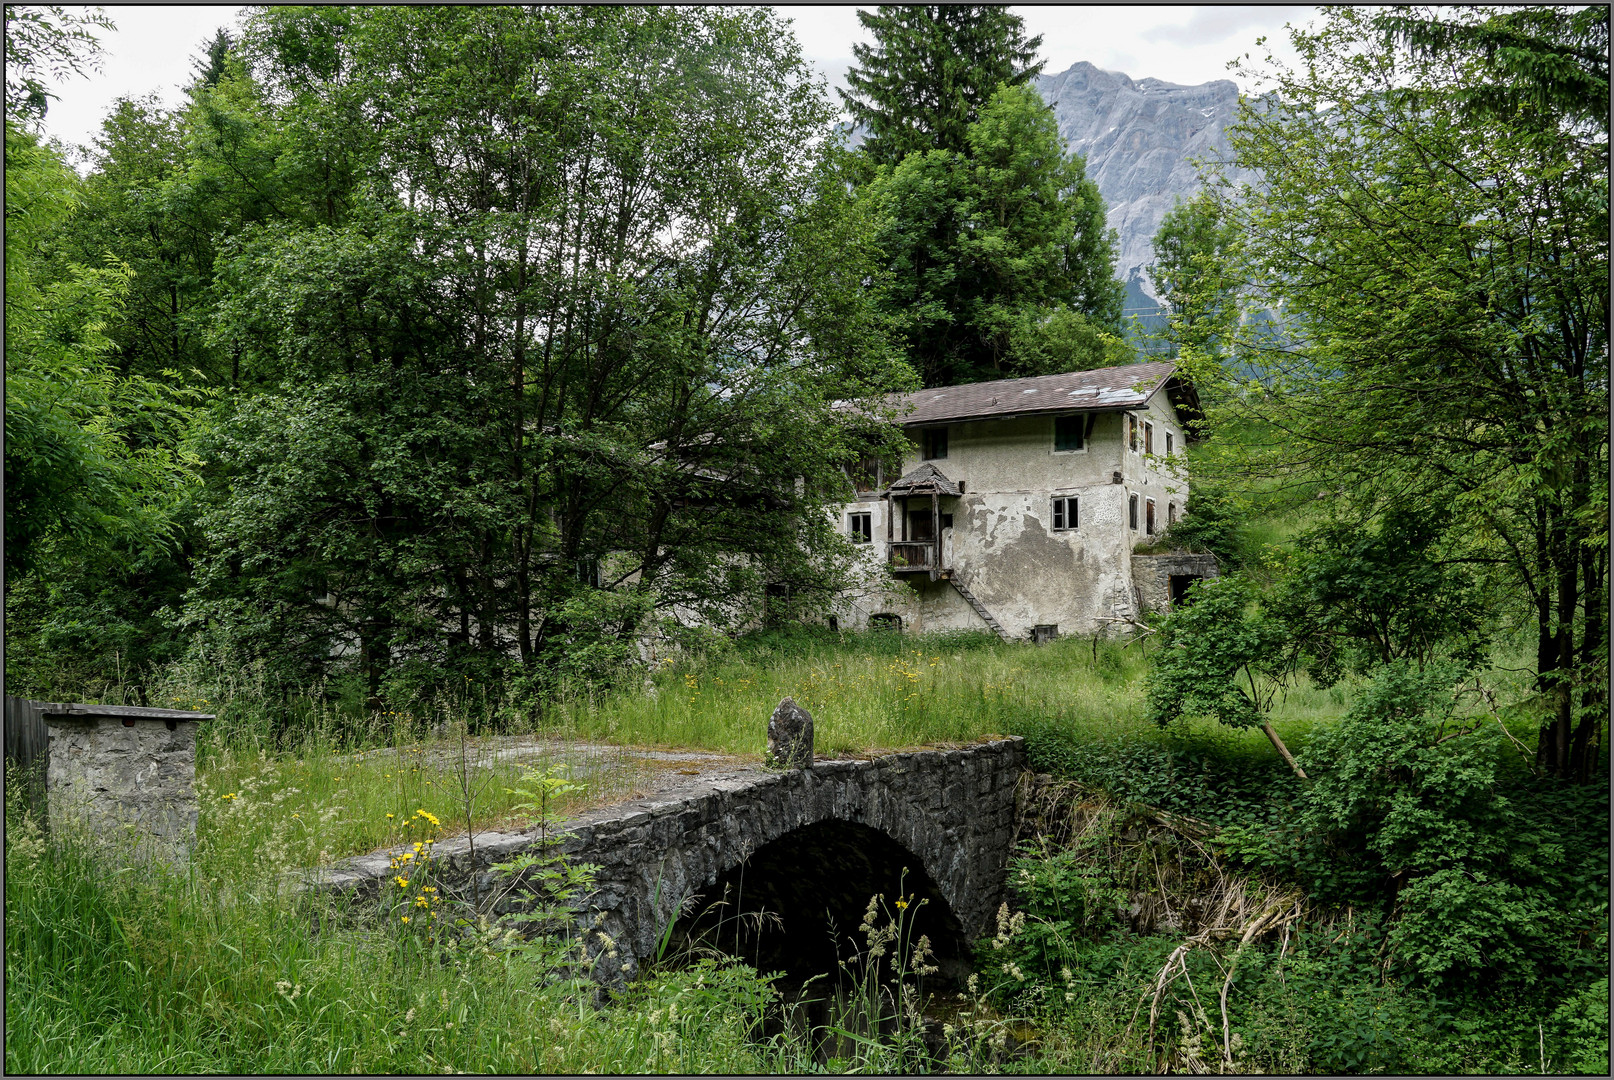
[886,462,961,496]
[887,362,1198,427]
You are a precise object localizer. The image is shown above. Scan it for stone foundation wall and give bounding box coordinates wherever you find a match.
[1131,552,1220,615]
[45,711,202,866]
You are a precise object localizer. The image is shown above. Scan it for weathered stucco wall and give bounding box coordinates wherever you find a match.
[45,713,202,866]
[834,390,1193,638]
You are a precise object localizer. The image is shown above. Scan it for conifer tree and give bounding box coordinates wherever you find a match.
[840,5,1043,166]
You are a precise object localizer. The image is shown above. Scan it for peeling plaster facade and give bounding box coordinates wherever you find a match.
[833,365,1207,640]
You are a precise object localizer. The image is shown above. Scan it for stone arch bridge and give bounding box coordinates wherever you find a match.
[320,738,1025,986]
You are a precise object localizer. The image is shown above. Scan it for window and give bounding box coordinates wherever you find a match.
[922,426,948,460]
[851,455,880,492]
[1054,414,1084,452]
[940,513,954,529]
[1128,414,1138,452]
[869,612,903,632]
[1144,421,1154,455]
[1146,497,1156,535]
[575,558,601,589]
[848,512,872,543]
[1165,432,1174,456]
[1168,502,1177,526]
[1129,492,1139,530]
[1052,495,1079,530]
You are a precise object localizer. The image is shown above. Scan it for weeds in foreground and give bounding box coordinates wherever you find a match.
[4,765,784,1075]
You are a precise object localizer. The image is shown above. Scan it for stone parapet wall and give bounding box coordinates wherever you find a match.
[314,737,1026,987]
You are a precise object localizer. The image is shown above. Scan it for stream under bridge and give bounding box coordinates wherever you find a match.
[318,738,1026,986]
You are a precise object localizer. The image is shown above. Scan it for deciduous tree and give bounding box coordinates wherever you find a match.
[183,6,910,707]
[1179,6,1608,779]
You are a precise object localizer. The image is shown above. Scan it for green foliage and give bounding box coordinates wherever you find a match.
[839,4,1043,167]
[989,722,1608,1074]
[139,6,916,708]
[1151,482,1253,567]
[1019,725,1304,827]
[1289,662,1607,990]
[1005,306,1131,374]
[1298,663,1505,870]
[3,4,114,123]
[1278,508,1488,683]
[4,116,207,700]
[1190,5,1608,778]
[863,82,1125,387]
[1146,575,1293,731]
[1377,5,1608,124]
[1147,191,1239,359]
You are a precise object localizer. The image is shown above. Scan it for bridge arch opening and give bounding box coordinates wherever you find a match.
[661,819,973,990]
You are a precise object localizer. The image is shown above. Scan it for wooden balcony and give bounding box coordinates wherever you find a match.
[888,541,948,575]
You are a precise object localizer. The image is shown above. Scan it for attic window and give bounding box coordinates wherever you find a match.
[1054,415,1084,452]
[1128,414,1138,452]
[851,455,880,492]
[848,512,872,543]
[1052,496,1079,530]
[922,427,948,460]
[1144,421,1154,455]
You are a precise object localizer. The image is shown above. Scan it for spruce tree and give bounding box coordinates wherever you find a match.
[191,28,235,90]
[840,5,1043,167]
[844,9,1125,387]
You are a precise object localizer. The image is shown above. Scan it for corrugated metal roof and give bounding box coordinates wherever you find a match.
[888,362,1179,426]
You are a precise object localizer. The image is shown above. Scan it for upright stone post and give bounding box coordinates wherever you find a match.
[767,697,814,771]
[43,702,212,868]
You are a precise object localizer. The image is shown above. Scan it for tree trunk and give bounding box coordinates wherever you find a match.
[1261,719,1308,780]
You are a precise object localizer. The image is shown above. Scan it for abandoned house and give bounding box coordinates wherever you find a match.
[833,361,1218,640]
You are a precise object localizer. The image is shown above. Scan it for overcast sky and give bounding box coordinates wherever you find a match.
[37,5,1314,157]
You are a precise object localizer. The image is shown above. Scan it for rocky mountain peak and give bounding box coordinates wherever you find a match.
[1037,61,1257,314]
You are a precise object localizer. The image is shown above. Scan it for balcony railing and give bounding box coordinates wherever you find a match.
[888,541,938,573]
